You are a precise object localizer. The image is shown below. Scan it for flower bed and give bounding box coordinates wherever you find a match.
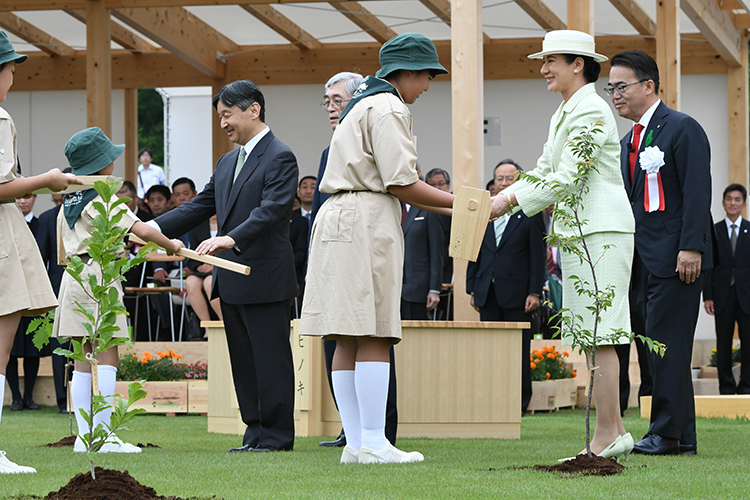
[528,346,577,412]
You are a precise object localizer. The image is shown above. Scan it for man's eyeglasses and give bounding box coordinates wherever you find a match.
[428,181,448,188]
[604,79,648,97]
[320,98,351,110]
[494,175,516,183]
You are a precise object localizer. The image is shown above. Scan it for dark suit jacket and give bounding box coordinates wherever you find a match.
[402,207,443,303]
[466,212,546,310]
[310,146,331,228]
[154,130,298,305]
[37,205,65,296]
[187,219,212,274]
[621,101,715,278]
[289,208,309,291]
[703,218,750,315]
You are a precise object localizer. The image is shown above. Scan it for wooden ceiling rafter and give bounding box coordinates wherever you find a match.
[682,0,744,66]
[0,11,75,56]
[239,4,322,50]
[112,6,239,78]
[514,0,566,31]
[329,2,397,44]
[65,8,163,53]
[608,0,655,36]
[417,0,490,43]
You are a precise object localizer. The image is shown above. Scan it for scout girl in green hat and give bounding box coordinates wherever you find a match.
[0,30,85,475]
[300,33,455,464]
[52,127,184,454]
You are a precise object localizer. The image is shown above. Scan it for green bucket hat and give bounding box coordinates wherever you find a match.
[64,127,125,176]
[375,33,448,79]
[0,31,28,66]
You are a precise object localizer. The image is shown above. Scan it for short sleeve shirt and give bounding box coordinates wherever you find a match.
[0,107,19,185]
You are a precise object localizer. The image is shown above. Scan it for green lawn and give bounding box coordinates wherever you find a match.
[0,407,748,499]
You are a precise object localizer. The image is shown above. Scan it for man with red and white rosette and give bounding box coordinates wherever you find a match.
[608,50,716,456]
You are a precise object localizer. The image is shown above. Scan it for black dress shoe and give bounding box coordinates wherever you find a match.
[632,434,680,455]
[680,443,697,455]
[23,399,40,410]
[228,443,255,453]
[10,400,23,411]
[319,430,346,447]
[58,407,69,414]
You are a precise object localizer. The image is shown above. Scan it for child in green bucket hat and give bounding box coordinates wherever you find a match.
[0,30,85,475]
[52,127,184,454]
[300,33,455,464]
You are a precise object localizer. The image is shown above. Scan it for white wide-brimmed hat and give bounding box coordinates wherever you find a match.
[528,30,608,63]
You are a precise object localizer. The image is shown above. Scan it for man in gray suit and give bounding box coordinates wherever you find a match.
[150,80,299,452]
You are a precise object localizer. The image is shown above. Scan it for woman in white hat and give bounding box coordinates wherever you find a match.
[301,33,455,464]
[0,31,83,474]
[491,30,636,461]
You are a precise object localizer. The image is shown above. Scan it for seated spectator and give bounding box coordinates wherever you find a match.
[145,184,171,218]
[185,215,222,340]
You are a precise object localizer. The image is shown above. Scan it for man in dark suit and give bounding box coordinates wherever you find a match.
[703,184,750,394]
[289,195,309,318]
[425,168,453,320]
[466,159,546,415]
[401,167,444,320]
[609,50,714,456]
[149,80,298,452]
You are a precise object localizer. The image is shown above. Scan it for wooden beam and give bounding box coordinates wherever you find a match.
[718,0,745,10]
[418,0,491,43]
[0,11,75,57]
[682,0,743,66]
[657,0,680,110]
[732,11,750,28]
[65,8,161,53]
[607,0,655,36]
[124,88,138,184]
[112,6,237,79]
[239,4,321,50]
[329,2,397,44]
[515,0,566,31]
[451,0,483,322]
[727,32,749,197]
[12,36,729,91]
[87,0,111,134]
[567,0,594,33]
[1,0,404,10]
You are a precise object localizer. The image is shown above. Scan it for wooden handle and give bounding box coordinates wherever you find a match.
[129,235,251,276]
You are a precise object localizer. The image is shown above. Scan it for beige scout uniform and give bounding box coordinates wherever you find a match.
[300,92,419,341]
[52,195,139,339]
[0,107,58,317]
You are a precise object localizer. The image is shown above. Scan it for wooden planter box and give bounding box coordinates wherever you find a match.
[114,379,207,415]
[700,364,742,385]
[554,378,577,409]
[528,381,556,412]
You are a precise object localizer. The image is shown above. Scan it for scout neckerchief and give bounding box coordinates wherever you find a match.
[338,76,402,124]
[63,188,98,229]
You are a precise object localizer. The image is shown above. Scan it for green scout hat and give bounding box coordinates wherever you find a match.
[64,127,125,176]
[0,31,28,66]
[375,33,448,79]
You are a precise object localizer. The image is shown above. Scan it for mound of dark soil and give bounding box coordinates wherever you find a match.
[44,467,185,500]
[44,436,76,448]
[534,454,626,476]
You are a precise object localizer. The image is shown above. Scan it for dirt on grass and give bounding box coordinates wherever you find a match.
[533,454,627,476]
[43,436,76,448]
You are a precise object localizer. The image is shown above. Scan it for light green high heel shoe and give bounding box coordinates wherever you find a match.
[598,435,627,463]
[621,432,634,462]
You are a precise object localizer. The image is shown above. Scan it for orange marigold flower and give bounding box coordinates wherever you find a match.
[157,351,166,358]
[532,349,541,356]
[530,362,536,369]
[175,354,182,359]
[140,358,148,364]
[545,372,551,380]
[143,351,152,358]
[166,349,177,357]
[547,353,555,359]
[132,354,137,359]
[572,370,577,377]
[563,351,570,357]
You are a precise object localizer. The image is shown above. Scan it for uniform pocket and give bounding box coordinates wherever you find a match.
[321,208,355,242]
[0,217,8,259]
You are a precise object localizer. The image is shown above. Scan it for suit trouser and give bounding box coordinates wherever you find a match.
[631,250,701,443]
[221,300,295,450]
[479,286,532,414]
[323,339,399,445]
[714,285,750,394]
[629,258,653,400]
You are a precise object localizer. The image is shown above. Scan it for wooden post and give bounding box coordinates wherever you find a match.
[86,0,111,134]
[656,0,680,110]
[727,32,749,215]
[124,88,138,184]
[211,81,232,169]
[451,0,483,321]
[567,0,594,34]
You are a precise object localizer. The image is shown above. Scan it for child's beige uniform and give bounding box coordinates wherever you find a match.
[52,194,138,339]
[0,107,57,317]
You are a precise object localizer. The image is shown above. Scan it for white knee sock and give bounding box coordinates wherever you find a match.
[355,361,390,451]
[332,370,361,450]
[71,371,92,436]
[0,374,5,425]
[94,365,117,434]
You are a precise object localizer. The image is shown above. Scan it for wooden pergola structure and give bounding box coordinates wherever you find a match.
[3,0,749,319]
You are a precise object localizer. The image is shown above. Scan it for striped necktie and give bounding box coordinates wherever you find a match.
[495,215,507,247]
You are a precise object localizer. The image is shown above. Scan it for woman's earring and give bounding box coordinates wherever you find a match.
[573,69,578,73]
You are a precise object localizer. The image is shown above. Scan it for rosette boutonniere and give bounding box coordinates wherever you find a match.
[640,145,666,212]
